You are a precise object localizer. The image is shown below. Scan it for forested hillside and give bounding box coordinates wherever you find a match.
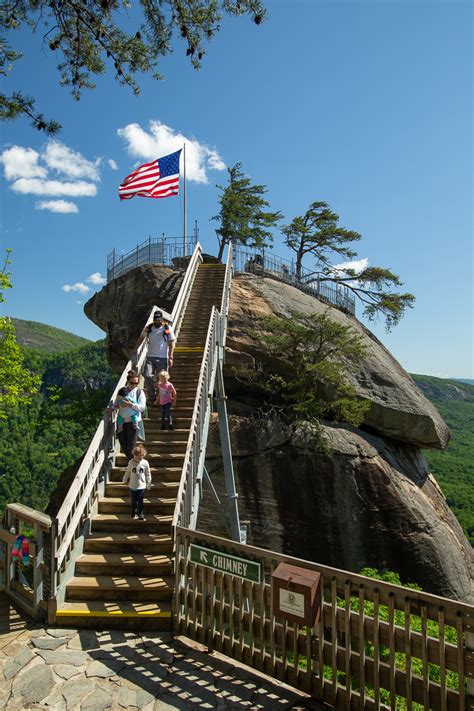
[11,318,92,353]
[412,374,474,545]
[0,339,115,514]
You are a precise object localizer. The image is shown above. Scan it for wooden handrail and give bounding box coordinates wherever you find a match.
[5,503,51,530]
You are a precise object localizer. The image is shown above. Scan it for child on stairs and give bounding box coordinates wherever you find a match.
[122,444,151,520]
[154,370,177,431]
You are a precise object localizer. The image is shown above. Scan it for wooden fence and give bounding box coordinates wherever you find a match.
[174,527,474,710]
[0,503,52,620]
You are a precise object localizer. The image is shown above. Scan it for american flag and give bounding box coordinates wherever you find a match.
[119,149,182,200]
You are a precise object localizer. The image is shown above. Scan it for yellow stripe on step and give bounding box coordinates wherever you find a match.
[56,610,172,617]
[174,347,204,352]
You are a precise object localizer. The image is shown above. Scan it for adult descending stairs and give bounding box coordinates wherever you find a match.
[55,254,228,629]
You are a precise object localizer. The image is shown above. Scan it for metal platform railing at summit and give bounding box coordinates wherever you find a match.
[107,233,197,282]
[233,246,356,316]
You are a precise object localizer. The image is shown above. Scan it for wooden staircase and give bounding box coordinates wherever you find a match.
[56,263,226,629]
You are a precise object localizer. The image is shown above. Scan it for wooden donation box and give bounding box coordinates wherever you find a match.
[271,563,321,626]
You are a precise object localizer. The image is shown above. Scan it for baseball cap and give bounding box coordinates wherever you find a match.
[153,310,163,320]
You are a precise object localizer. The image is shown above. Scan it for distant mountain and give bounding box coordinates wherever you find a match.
[411,373,474,402]
[411,373,474,545]
[455,378,474,386]
[11,317,92,353]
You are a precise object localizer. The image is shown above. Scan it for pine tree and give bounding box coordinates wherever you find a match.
[213,163,282,261]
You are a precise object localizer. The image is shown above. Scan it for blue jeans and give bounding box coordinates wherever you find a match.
[160,402,173,427]
[144,356,168,400]
[130,489,145,517]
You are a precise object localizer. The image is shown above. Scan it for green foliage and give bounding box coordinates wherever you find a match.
[412,374,474,545]
[250,311,370,427]
[1,0,266,133]
[213,162,282,260]
[0,337,115,515]
[288,567,462,708]
[282,201,360,279]
[12,318,92,354]
[282,201,415,330]
[0,251,41,418]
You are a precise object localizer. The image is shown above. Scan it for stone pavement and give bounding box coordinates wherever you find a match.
[0,612,329,710]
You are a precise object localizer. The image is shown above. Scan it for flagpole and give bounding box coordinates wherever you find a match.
[183,143,186,257]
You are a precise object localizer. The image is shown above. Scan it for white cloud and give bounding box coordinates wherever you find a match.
[107,159,118,170]
[36,199,79,213]
[0,146,47,180]
[63,282,90,294]
[332,258,369,275]
[44,141,101,181]
[87,272,106,286]
[11,178,97,197]
[76,300,83,305]
[117,120,226,184]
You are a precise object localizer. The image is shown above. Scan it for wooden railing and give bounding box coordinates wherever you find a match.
[174,527,474,711]
[171,245,233,533]
[0,504,52,620]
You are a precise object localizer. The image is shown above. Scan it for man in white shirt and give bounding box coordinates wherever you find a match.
[136,310,176,401]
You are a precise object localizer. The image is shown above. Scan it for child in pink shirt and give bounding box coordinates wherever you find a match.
[154,370,177,430]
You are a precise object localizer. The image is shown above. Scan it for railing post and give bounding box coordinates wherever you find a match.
[32,522,43,618]
[467,630,474,701]
[215,362,241,543]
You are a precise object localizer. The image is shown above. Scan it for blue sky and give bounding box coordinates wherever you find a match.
[1,0,472,378]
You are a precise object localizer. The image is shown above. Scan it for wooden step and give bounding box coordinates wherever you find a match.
[83,533,173,554]
[92,513,173,533]
[115,452,185,465]
[75,553,173,576]
[66,575,174,601]
[109,467,182,483]
[98,497,175,514]
[56,600,172,630]
[142,440,187,451]
[144,422,189,434]
[105,481,179,497]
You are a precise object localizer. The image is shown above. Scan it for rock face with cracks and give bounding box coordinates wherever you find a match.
[84,267,472,601]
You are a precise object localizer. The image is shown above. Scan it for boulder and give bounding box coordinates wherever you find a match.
[201,416,473,602]
[226,275,450,449]
[84,265,183,372]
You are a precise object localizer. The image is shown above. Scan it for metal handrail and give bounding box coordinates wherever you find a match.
[107,234,197,282]
[233,245,356,316]
[172,245,234,532]
[51,242,204,600]
[171,308,219,532]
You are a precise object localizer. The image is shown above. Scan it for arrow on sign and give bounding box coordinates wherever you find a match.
[200,551,208,563]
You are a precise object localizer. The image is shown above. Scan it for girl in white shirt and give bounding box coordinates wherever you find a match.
[122,444,151,520]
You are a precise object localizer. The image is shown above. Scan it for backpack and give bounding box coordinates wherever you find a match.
[146,323,172,341]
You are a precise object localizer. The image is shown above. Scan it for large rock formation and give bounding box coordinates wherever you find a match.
[84,265,183,372]
[201,416,472,601]
[226,276,450,449]
[84,266,472,601]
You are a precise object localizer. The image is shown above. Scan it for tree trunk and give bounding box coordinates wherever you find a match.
[217,239,226,262]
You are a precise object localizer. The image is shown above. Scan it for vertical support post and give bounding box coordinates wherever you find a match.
[33,522,43,618]
[6,508,16,594]
[467,630,474,702]
[214,362,241,542]
[183,143,187,256]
